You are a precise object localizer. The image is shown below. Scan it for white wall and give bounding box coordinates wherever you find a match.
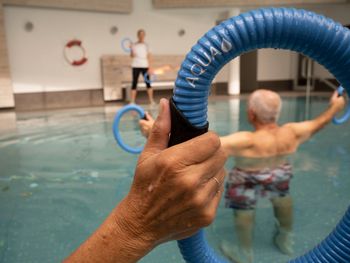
[5,2,350,93]
[4,1,228,93]
[257,49,297,81]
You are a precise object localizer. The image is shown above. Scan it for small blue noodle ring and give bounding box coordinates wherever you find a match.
[121,37,132,53]
[144,72,157,85]
[333,86,350,125]
[172,7,350,263]
[112,104,145,154]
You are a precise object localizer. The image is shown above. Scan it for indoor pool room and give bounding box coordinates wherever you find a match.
[0,1,350,263]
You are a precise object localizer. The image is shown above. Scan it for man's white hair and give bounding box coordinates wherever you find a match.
[248,89,282,124]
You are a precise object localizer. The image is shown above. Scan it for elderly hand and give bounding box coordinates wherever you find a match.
[330,90,346,112]
[120,98,226,247]
[65,99,227,263]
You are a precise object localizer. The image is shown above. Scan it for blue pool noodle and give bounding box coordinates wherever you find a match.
[144,72,157,85]
[333,86,350,125]
[121,37,132,53]
[172,7,350,263]
[113,104,145,154]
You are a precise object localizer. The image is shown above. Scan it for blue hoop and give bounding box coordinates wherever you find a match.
[171,7,350,263]
[144,72,157,85]
[113,104,145,154]
[333,86,350,125]
[121,37,132,53]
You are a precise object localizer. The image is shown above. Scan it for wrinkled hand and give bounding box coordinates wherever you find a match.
[139,113,154,138]
[330,90,346,112]
[64,99,227,263]
[120,99,227,248]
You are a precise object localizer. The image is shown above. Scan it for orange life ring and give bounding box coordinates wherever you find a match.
[64,39,88,66]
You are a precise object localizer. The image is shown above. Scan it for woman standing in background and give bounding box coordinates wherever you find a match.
[130,29,155,105]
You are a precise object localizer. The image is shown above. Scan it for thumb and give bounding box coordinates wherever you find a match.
[142,98,171,156]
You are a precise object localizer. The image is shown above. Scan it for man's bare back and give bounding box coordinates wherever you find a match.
[221,90,345,163]
[220,126,297,171]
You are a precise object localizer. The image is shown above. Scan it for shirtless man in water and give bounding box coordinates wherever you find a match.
[139,89,345,263]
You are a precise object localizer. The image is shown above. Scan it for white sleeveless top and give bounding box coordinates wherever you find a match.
[131,42,150,68]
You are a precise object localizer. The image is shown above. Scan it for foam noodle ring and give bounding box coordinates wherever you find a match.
[121,37,133,53]
[168,7,350,263]
[144,72,157,85]
[333,86,350,125]
[113,104,145,154]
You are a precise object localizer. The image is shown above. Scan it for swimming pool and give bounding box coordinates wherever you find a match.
[0,95,349,263]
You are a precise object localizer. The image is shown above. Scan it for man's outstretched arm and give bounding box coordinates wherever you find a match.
[285,91,345,144]
[139,114,253,157]
[220,132,253,156]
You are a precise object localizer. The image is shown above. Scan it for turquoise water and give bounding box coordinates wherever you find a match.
[0,96,349,263]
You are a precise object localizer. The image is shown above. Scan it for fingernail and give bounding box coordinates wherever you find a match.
[158,99,164,115]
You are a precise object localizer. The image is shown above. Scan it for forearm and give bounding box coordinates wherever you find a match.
[313,105,339,132]
[220,137,233,157]
[148,54,152,68]
[130,46,135,58]
[64,199,154,263]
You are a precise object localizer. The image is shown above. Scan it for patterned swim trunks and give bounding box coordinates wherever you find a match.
[225,163,293,210]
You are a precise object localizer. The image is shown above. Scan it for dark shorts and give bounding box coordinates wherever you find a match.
[132,67,151,90]
[225,163,293,210]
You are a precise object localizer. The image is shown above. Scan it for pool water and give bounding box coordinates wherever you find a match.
[0,96,349,263]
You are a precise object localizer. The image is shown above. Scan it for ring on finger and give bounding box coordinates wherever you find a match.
[212,176,221,194]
